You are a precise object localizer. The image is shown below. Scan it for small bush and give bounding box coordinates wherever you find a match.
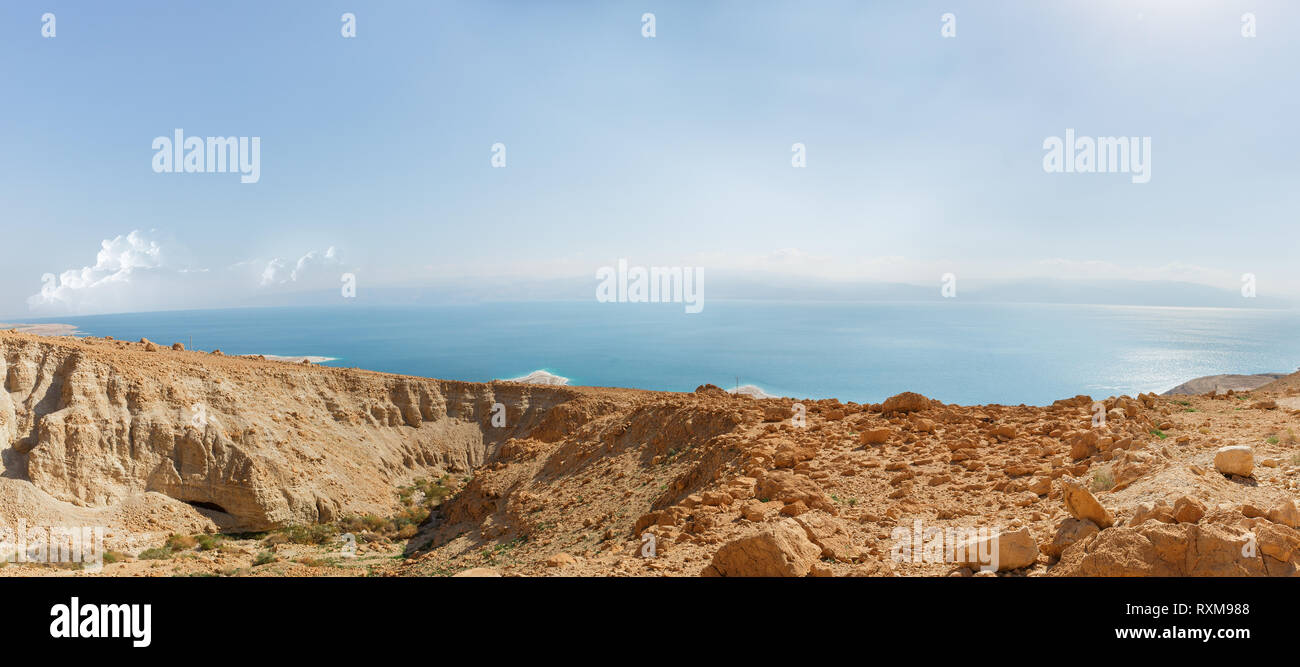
[253,551,277,566]
[165,534,197,551]
[196,534,223,551]
[101,550,126,564]
[1090,467,1115,492]
[281,524,338,545]
[138,547,172,560]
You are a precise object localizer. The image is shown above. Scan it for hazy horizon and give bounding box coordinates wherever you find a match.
[4,1,1298,317]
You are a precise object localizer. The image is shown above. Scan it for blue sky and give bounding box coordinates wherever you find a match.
[2,0,1297,316]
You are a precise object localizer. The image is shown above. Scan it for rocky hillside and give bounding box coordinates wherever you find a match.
[1,331,582,535]
[2,330,1298,577]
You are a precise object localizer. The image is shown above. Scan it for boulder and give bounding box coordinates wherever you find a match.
[1213,445,1254,477]
[545,552,576,568]
[1129,500,1174,527]
[1267,498,1300,528]
[1054,522,1275,576]
[954,527,1038,572]
[1061,477,1114,528]
[1040,518,1099,559]
[793,512,859,562]
[709,518,823,577]
[1064,430,1099,460]
[757,471,836,514]
[858,428,892,445]
[452,567,502,577]
[880,392,930,414]
[1172,496,1206,524]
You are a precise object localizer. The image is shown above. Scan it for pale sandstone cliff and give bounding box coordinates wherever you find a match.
[0,331,581,534]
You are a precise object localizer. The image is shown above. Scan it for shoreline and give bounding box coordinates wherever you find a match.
[2,324,1290,402]
[0,322,80,336]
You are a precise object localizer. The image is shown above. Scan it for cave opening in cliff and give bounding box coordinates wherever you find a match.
[183,500,230,514]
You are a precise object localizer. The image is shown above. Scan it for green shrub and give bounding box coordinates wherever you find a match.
[196,534,223,551]
[1090,467,1115,492]
[138,547,172,560]
[165,534,197,551]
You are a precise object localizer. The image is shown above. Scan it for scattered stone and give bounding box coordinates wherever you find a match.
[1041,518,1099,559]
[881,392,930,414]
[453,567,502,577]
[1172,496,1206,524]
[545,553,576,568]
[859,428,892,445]
[1129,500,1175,526]
[709,518,822,577]
[1061,477,1114,528]
[1266,498,1300,528]
[793,513,859,562]
[953,527,1038,572]
[1213,445,1254,477]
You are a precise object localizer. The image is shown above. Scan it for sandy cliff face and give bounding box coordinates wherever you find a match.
[0,332,580,532]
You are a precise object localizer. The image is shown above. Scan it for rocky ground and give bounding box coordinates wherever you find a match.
[2,329,1297,577]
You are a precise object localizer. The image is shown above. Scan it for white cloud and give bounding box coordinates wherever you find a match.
[259,247,339,286]
[27,230,347,315]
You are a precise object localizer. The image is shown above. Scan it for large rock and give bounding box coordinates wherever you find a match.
[793,512,859,562]
[1267,498,1300,528]
[880,392,930,414]
[756,470,836,514]
[1213,446,1254,477]
[709,518,823,577]
[1129,500,1174,527]
[1172,496,1206,524]
[1041,518,1099,559]
[954,527,1038,572]
[452,567,502,577]
[1061,477,1114,528]
[1064,430,1099,460]
[1053,521,1289,576]
[858,428,892,445]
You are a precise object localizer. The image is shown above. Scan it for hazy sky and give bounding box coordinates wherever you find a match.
[2,0,1297,316]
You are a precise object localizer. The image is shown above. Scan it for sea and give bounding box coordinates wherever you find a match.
[13,302,1299,406]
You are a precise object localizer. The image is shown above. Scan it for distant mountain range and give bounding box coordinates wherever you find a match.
[234,274,1296,310]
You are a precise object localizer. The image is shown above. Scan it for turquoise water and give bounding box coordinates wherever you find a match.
[17,302,1299,406]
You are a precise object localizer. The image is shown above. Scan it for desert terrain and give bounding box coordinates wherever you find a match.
[1,329,1297,577]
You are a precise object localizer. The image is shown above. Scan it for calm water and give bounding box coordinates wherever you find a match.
[18,302,1299,406]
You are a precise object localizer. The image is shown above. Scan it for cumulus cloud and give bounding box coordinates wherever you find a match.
[27,230,348,315]
[259,247,340,286]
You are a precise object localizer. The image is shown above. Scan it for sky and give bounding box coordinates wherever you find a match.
[1,0,1297,316]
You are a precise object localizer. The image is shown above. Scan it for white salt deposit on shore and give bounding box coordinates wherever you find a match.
[729,384,776,399]
[500,370,570,385]
[255,354,338,364]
